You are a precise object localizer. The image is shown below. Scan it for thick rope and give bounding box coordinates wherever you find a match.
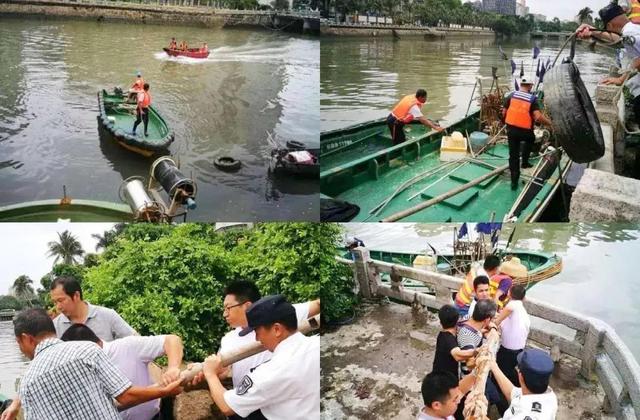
[463,329,501,420]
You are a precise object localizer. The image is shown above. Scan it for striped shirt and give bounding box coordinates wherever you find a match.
[457,324,483,375]
[20,337,131,420]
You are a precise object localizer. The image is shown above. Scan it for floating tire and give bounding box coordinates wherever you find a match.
[214,156,241,171]
[544,60,605,163]
[286,140,306,150]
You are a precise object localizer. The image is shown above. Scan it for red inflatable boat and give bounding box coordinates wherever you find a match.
[163,47,210,59]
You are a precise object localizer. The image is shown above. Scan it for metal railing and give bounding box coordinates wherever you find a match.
[340,248,640,419]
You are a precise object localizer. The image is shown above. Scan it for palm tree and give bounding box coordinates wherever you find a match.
[577,7,593,25]
[91,223,126,251]
[47,230,85,265]
[11,275,35,302]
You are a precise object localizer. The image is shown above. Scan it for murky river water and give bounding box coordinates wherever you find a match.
[322,36,614,131]
[0,17,319,221]
[345,223,640,359]
[0,321,28,399]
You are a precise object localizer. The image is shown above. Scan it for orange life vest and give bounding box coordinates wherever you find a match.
[139,91,151,109]
[630,0,640,24]
[489,273,512,309]
[455,270,476,307]
[391,94,423,123]
[505,91,535,130]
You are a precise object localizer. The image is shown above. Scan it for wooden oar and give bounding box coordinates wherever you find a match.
[382,164,509,222]
[177,314,321,384]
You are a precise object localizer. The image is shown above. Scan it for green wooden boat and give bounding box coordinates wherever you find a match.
[345,248,562,291]
[321,112,571,222]
[98,89,175,157]
[0,199,133,222]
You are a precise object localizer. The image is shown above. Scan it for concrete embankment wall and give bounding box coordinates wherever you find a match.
[0,0,227,26]
[321,24,495,38]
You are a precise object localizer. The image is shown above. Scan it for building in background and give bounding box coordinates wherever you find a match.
[516,0,529,17]
[532,13,547,22]
[482,0,516,15]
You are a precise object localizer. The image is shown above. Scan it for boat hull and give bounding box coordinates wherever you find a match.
[0,199,133,222]
[163,47,210,59]
[320,114,571,222]
[98,90,175,157]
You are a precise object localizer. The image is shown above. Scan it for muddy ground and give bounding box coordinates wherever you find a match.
[321,300,610,420]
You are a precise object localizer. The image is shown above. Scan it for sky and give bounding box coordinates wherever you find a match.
[0,223,115,295]
[525,0,613,21]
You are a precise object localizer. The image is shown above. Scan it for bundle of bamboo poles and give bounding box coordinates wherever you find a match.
[463,328,501,420]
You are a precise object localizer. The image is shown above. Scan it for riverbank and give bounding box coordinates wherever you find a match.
[0,0,319,34]
[320,23,494,38]
[321,302,608,419]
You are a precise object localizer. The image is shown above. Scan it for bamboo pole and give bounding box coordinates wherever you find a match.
[177,314,321,384]
[381,164,509,222]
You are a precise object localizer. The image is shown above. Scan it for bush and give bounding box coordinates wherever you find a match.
[84,224,231,361]
[230,223,357,322]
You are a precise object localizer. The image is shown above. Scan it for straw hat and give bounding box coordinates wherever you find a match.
[499,256,528,278]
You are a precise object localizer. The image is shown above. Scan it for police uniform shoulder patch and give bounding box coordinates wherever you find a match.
[236,375,254,395]
[531,401,542,413]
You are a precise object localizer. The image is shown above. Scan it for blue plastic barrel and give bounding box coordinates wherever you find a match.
[469,131,489,153]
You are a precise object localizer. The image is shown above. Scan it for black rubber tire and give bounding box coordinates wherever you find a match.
[544,61,605,163]
[286,140,306,150]
[214,156,241,171]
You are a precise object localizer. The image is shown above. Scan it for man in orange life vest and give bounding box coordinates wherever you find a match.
[455,255,513,317]
[502,78,553,190]
[387,89,444,146]
[128,71,145,103]
[620,0,640,24]
[132,83,151,137]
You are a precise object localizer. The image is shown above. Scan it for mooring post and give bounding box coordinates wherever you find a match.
[581,318,606,379]
[352,248,377,298]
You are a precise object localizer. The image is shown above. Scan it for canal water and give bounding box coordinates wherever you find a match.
[321,36,613,131]
[0,18,319,221]
[0,321,28,399]
[344,223,640,359]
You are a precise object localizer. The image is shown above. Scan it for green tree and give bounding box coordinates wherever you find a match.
[91,224,126,251]
[47,230,85,265]
[10,275,35,302]
[577,7,593,25]
[272,0,290,10]
[0,295,23,310]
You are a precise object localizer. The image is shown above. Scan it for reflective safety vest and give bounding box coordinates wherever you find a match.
[455,269,476,307]
[391,94,423,123]
[630,0,640,24]
[505,91,535,130]
[489,274,512,309]
[139,91,151,109]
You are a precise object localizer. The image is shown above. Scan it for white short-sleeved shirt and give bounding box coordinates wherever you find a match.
[103,335,166,420]
[500,300,530,351]
[219,302,310,388]
[223,332,320,420]
[408,104,424,119]
[417,411,454,420]
[500,387,557,420]
[623,22,640,61]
